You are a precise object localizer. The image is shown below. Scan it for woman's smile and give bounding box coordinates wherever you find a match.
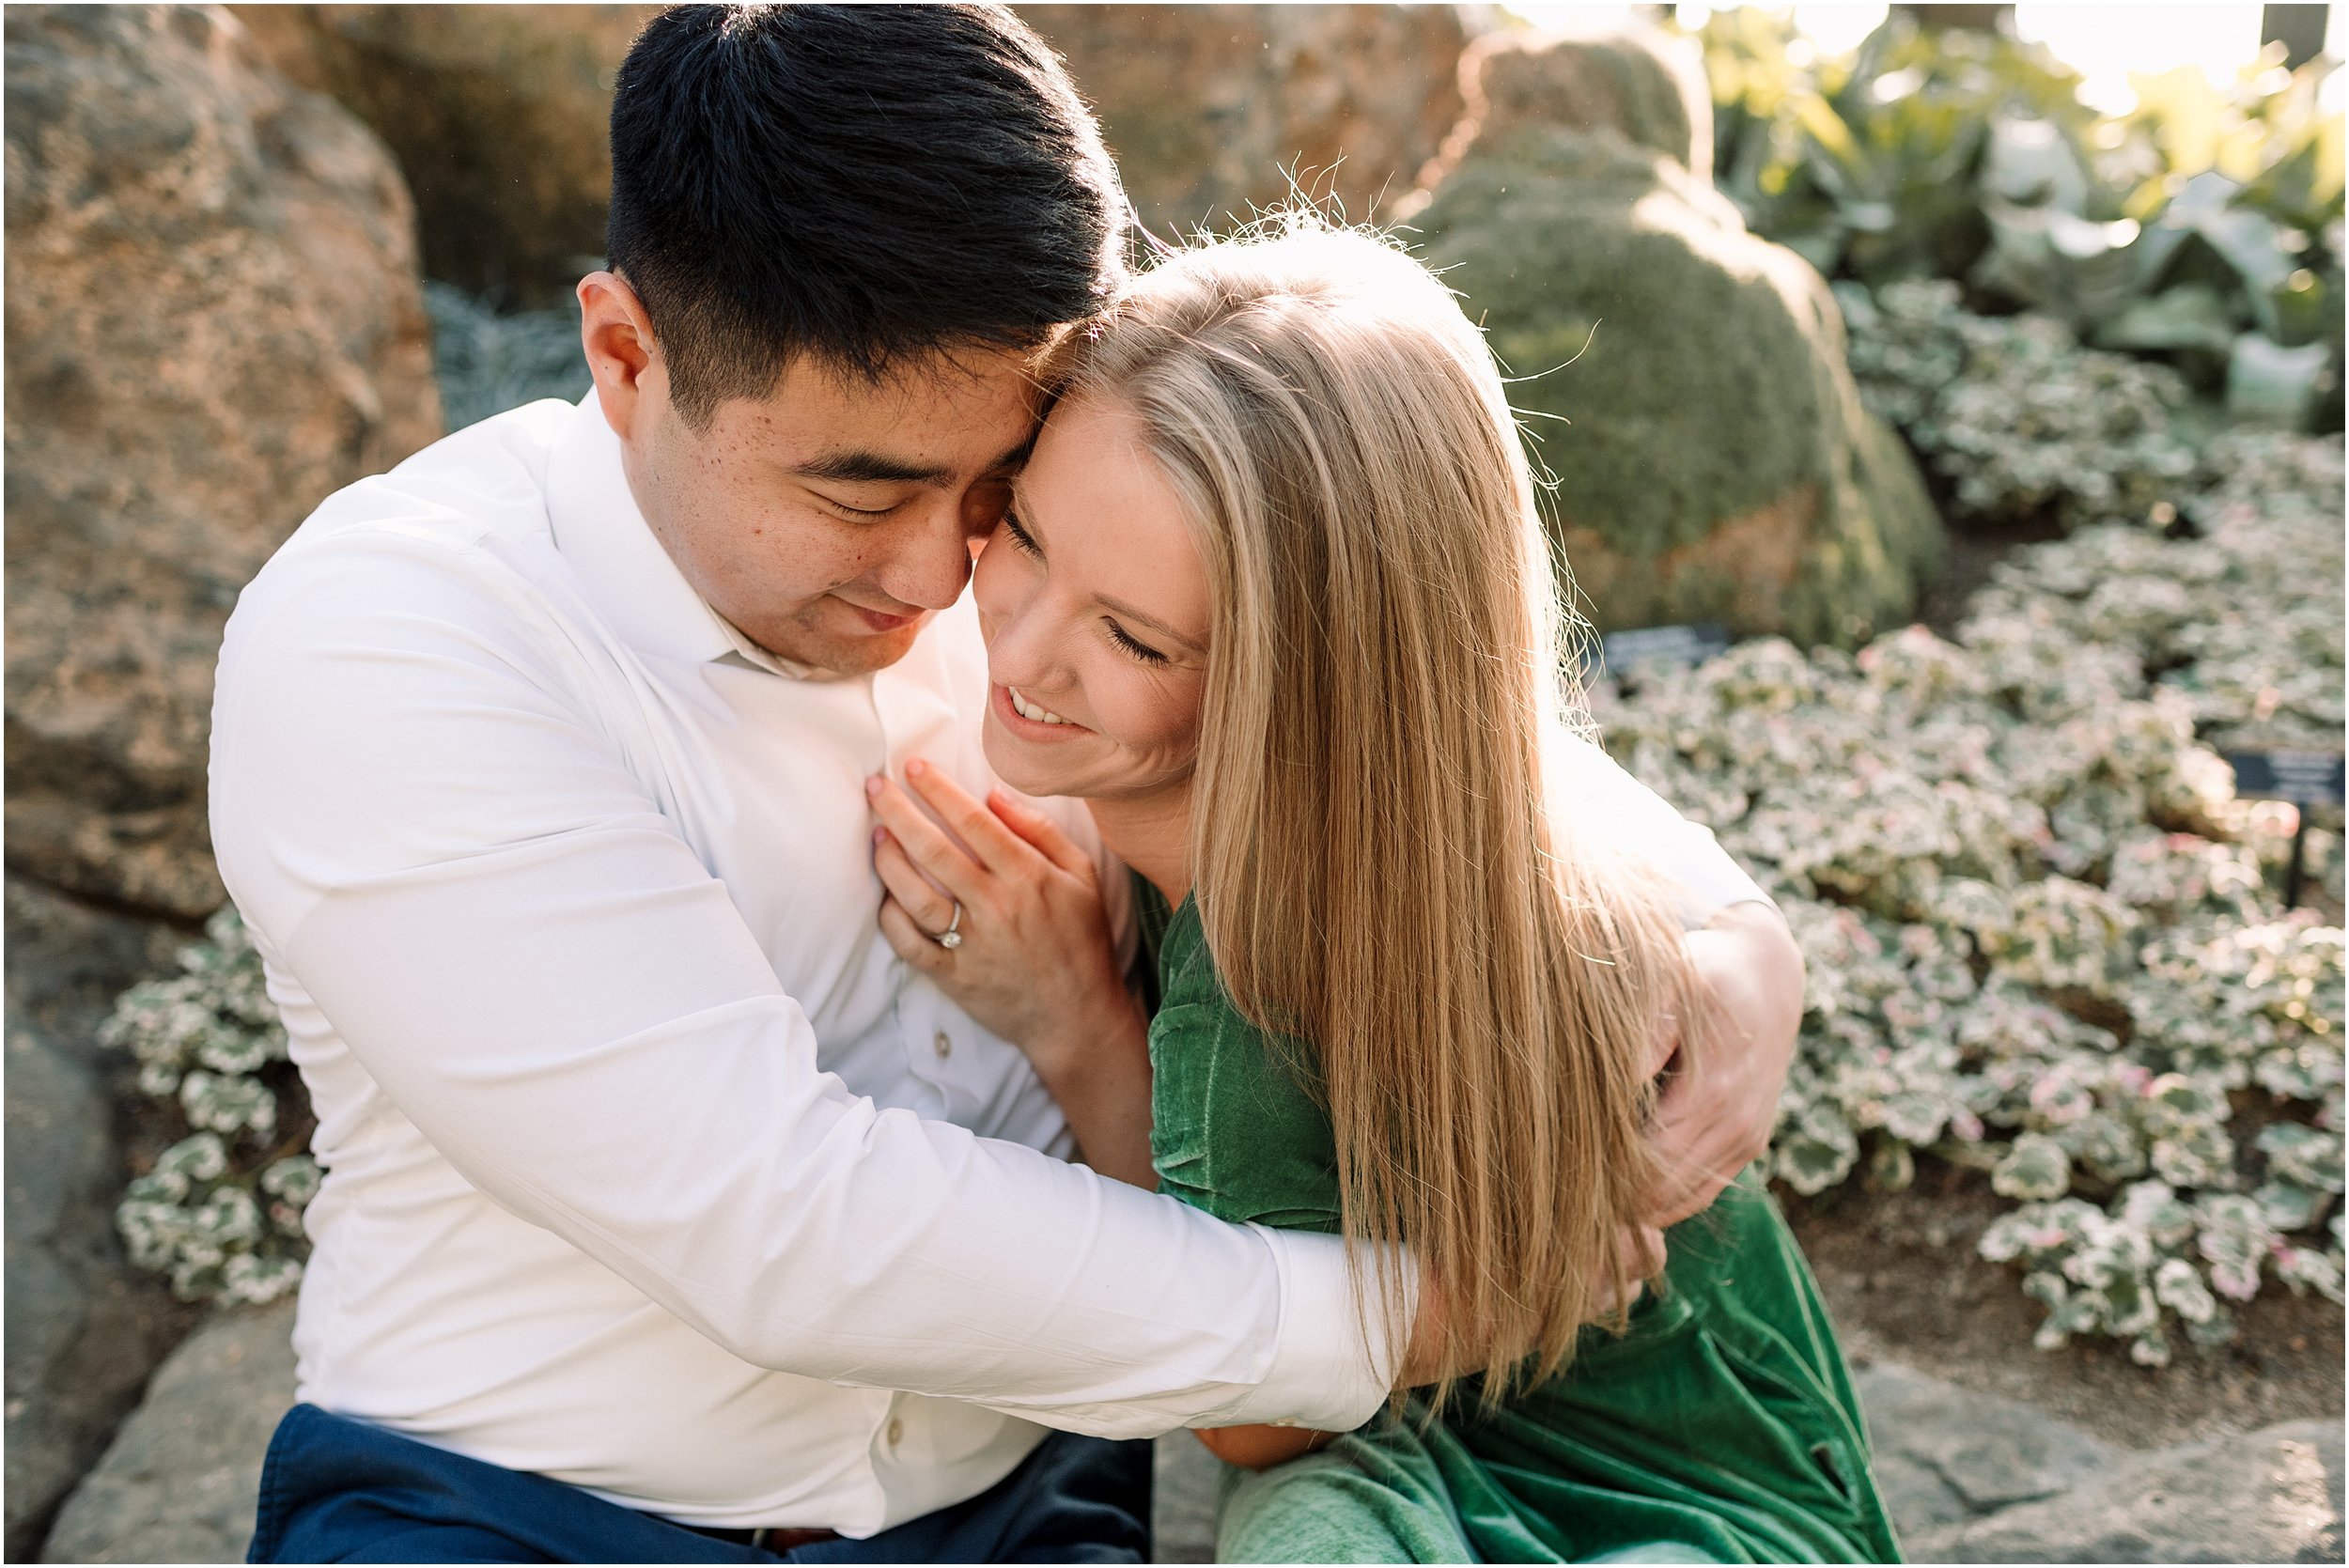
[994,681,1091,737]
[970,393,1210,808]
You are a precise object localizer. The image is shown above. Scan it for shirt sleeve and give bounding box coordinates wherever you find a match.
[208,527,1397,1438]
[1545,723,1773,927]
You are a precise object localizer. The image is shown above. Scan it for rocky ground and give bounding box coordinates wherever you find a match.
[34,1296,2341,1563]
[1794,1169,2347,1452]
[5,880,200,1560]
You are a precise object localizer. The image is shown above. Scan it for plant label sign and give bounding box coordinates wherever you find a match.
[1601,622,1732,677]
[2226,751,2345,807]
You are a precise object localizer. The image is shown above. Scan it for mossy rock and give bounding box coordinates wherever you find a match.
[1428,26,1712,183]
[1407,40,1942,649]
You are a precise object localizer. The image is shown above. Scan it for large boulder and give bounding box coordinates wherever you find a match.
[1404,30,1942,648]
[229,4,658,303]
[1021,4,1475,234]
[5,4,441,919]
[40,1300,296,1564]
[4,878,194,1560]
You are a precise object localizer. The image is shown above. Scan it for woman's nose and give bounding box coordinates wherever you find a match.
[981,588,1066,692]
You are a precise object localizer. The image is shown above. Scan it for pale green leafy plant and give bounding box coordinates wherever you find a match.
[101,907,316,1305]
[1842,278,2206,532]
[1590,426,2342,1364]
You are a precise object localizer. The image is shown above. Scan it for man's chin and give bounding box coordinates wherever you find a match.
[799,623,926,676]
[748,606,928,676]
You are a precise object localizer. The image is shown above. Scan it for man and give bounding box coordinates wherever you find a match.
[213,6,1802,1561]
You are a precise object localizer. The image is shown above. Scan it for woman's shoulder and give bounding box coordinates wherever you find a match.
[1146,895,1342,1234]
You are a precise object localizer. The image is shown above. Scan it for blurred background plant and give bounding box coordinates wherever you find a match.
[423,283,590,432]
[1694,5,2344,433]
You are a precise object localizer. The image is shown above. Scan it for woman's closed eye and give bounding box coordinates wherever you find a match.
[1104,619,1169,665]
[1001,509,1045,557]
[999,505,1172,664]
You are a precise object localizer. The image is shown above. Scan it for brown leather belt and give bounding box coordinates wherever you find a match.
[677,1522,841,1554]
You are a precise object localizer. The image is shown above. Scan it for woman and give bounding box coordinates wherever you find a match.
[866,222,1902,1563]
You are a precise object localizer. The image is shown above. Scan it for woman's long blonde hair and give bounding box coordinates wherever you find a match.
[1044,220,1704,1405]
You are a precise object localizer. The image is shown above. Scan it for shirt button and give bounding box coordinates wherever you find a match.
[885,1418,905,1448]
[933,1031,952,1060]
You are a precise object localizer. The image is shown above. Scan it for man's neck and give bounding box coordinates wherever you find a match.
[1083,784,1193,908]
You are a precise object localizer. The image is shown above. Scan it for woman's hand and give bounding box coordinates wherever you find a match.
[868,761,1158,1187]
[1642,901,1805,1227]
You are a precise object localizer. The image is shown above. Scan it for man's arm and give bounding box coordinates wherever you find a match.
[1548,726,1775,920]
[210,531,1397,1437]
[1548,726,1802,1223]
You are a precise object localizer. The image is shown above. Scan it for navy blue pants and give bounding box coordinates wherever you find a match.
[250,1405,1154,1563]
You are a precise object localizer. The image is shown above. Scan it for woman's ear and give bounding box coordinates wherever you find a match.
[577,271,662,443]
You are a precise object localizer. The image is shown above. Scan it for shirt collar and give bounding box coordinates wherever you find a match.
[544,391,822,679]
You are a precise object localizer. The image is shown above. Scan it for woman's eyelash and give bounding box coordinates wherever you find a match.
[998,510,1165,664]
[1105,620,1169,666]
[1002,510,1043,556]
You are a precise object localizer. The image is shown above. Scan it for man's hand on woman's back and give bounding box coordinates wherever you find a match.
[1642,902,1806,1227]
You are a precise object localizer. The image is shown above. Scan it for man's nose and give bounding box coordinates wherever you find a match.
[881,497,981,612]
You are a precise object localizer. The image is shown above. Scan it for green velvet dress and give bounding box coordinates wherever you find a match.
[1140,887,1904,1564]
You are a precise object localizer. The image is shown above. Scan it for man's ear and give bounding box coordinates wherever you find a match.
[578,271,662,443]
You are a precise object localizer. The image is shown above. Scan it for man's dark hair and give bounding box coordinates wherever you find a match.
[607,3,1126,425]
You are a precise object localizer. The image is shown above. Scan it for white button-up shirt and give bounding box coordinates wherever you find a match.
[209,393,1768,1532]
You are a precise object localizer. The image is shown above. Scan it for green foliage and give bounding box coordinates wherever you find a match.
[1592,427,2344,1363]
[1701,7,2090,281]
[1964,426,2345,753]
[1843,278,2203,531]
[101,908,315,1304]
[1695,8,2344,429]
[426,282,590,432]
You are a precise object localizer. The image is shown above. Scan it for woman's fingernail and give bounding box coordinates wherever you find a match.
[865,776,883,797]
[906,757,927,778]
[873,826,886,846]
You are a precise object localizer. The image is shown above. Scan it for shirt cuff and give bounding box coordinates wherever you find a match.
[1667,832,1775,930]
[1212,1225,1403,1433]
